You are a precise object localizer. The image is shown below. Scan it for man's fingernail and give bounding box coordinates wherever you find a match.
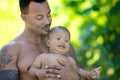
[46,74,48,77]
[46,66,48,68]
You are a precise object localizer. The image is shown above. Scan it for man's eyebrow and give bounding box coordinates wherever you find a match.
[36,14,43,17]
[36,10,51,16]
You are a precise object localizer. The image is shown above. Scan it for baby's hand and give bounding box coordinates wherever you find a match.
[90,67,101,78]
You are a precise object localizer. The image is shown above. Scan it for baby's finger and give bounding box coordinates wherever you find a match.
[96,67,102,71]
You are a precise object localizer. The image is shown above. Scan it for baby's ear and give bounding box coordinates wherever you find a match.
[46,39,50,47]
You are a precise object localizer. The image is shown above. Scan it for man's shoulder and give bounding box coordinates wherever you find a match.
[5,41,21,49]
[0,41,21,55]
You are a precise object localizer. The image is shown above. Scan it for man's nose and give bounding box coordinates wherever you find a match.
[44,17,51,25]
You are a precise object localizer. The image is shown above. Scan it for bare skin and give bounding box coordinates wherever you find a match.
[29,53,78,80]
[17,37,49,80]
[0,1,80,80]
[28,27,78,80]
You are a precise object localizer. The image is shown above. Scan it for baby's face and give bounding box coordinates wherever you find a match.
[47,29,70,56]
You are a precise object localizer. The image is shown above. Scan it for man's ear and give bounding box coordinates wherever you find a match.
[21,13,26,21]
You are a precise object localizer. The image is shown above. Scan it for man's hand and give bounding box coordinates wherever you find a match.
[35,69,46,80]
[29,67,46,80]
[45,59,80,80]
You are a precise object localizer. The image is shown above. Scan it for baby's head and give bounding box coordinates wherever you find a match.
[46,26,70,56]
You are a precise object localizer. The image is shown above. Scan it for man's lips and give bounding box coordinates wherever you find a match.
[42,25,50,32]
[42,27,50,32]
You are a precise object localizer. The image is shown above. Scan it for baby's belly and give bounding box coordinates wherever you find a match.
[41,59,60,68]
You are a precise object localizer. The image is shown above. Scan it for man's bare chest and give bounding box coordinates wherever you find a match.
[17,43,42,72]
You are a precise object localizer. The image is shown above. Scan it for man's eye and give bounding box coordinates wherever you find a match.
[36,16,43,20]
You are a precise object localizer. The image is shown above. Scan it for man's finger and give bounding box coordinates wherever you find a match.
[46,65,61,70]
[46,68,60,74]
[46,73,57,78]
[57,59,66,66]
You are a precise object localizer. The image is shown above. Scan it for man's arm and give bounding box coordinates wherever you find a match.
[0,42,21,80]
[0,45,12,69]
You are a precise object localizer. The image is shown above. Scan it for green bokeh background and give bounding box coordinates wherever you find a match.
[0,0,120,80]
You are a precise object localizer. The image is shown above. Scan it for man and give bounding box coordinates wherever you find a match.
[0,0,80,80]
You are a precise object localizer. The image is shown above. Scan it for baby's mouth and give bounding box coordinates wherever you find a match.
[58,45,65,49]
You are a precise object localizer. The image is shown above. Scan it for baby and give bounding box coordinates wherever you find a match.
[29,26,100,80]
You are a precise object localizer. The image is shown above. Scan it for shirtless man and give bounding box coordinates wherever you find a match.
[0,0,80,80]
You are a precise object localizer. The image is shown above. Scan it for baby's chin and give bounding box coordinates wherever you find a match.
[57,52,68,56]
[50,50,68,56]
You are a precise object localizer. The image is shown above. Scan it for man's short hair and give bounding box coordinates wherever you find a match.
[19,0,46,13]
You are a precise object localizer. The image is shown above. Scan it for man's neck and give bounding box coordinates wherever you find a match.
[22,30,45,45]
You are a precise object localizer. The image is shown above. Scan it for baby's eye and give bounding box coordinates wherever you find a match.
[65,40,69,42]
[56,38,60,40]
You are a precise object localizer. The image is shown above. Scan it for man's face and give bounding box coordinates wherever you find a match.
[22,1,52,36]
[47,29,70,56]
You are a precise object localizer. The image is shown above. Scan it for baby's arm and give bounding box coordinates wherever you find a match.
[69,57,101,79]
[89,67,101,78]
[78,67,101,79]
[28,54,46,79]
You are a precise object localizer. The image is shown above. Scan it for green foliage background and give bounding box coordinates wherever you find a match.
[0,0,120,80]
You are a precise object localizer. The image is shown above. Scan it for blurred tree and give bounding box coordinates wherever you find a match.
[105,1,120,79]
